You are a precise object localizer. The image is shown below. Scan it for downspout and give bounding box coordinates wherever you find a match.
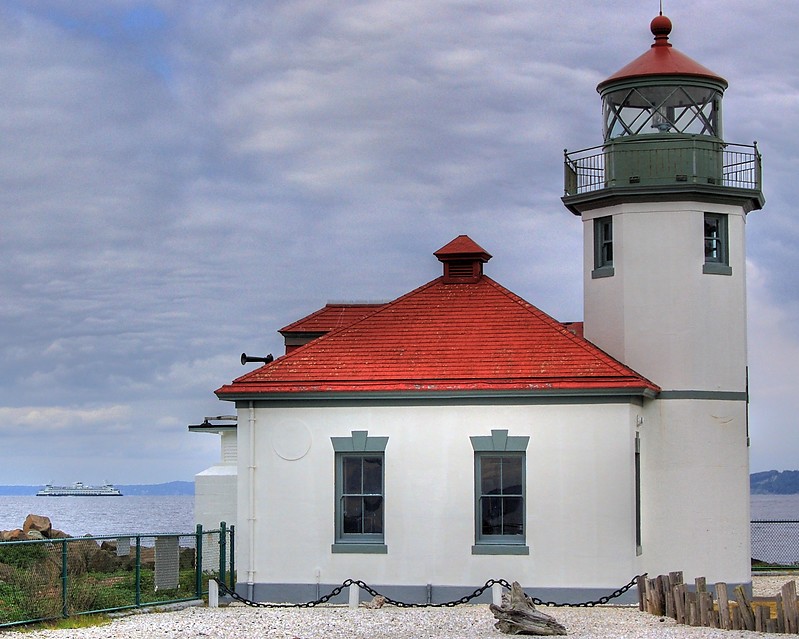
[247,401,256,600]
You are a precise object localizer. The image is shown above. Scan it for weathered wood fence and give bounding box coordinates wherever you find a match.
[638,572,799,634]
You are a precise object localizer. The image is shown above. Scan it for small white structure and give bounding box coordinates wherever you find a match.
[190,417,237,571]
[195,13,763,604]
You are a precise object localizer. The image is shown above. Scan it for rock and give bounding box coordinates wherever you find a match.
[23,514,52,537]
[49,529,71,539]
[1,529,27,541]
[26,530,45,540]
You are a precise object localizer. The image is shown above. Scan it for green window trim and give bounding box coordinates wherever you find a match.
[703,213,731,275]
[593,216,614,278]
[331,431,388,551]
[471,430,529,549]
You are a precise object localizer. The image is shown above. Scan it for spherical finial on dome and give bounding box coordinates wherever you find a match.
[650,14,672,38]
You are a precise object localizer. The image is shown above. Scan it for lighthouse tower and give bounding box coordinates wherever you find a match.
[563,15,764,582]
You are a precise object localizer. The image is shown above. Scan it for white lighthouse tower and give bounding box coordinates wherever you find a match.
[563,14,764,583]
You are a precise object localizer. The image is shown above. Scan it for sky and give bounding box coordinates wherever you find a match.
[0,1,796,485]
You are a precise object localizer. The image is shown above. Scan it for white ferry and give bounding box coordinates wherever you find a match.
[36,482,123,497]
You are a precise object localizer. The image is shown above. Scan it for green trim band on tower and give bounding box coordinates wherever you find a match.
[658,391,747,401]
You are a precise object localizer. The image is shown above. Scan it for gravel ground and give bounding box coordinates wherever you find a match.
[4,575,796,639]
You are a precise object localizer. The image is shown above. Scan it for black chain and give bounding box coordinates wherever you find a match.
[212,574,644,609]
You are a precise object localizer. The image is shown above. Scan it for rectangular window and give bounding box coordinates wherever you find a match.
[592,216,614,278]
[475,453,525,545]
[336,453,384,543]
[703,213,731,275]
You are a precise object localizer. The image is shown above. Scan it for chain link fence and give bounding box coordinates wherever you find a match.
[752,520,799,570]
[0,523,234,628]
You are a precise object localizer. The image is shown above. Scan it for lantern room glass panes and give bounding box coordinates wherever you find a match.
[339,455,384,538]
[602,84,721,140]
[476,453,525,542]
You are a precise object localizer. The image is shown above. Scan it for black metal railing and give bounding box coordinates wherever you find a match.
[564,140,762,196]
[0,523,234,628]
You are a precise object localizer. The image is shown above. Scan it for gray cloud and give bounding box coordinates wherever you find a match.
[0,1,796,483]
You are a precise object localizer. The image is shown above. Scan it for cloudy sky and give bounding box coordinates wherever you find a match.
[1,1,796,485]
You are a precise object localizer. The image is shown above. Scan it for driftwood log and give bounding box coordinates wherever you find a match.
[489,581,567,635]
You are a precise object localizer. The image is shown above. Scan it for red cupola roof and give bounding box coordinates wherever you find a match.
[597,14,727,91]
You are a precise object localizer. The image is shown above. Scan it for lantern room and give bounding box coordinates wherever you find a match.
[562,14,764,216]
[599,15,725,141]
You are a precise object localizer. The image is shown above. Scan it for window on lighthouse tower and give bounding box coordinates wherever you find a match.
[703,213,732,275]
[592,216,614,279]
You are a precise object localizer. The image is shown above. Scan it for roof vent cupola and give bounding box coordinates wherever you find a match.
[434,235,492,284]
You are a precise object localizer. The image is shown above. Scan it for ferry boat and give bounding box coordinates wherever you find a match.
[36,482,123,497]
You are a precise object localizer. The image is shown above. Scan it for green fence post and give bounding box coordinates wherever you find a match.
[228,525,235,590]
[135,536,141,608]
[219,522,227,586]
[61,539,68,618]
[195,524,203,598]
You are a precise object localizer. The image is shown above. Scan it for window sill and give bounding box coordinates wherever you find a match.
[703,263,732,276]
[591,266,615,279]
[331,543,387,554]
[471,544,529,556]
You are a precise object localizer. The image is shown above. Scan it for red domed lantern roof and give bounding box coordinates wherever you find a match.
[598,15,727,91]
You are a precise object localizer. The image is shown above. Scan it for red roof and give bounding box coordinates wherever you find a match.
[598,15,726,90]
[217,238,658,398]
[280,303,385,335]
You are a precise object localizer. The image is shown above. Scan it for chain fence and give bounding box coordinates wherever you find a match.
[752,520,799,570]
[0,523,234,628]
[213,574,642,609]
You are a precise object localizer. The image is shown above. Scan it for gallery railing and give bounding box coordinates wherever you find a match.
[0,523,234,628]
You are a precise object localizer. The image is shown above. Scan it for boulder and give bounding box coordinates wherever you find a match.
[26,530,45,540]
[49,529,71,539]
[1,529,27,541]
[23,514,52,537]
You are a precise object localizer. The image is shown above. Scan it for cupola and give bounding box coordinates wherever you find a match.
[434,235,492,283]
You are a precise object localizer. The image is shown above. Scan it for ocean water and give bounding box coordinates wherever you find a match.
[750,494,799,520]
[0,493,795,540]
[0,495,195,537]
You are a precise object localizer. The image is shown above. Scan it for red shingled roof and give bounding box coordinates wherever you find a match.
[280,303,386,335]
[216,241,658,397]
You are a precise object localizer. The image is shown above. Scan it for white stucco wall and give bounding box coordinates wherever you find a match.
[582,201,748,393]
[235,400,642,595]
[639,398,750,584]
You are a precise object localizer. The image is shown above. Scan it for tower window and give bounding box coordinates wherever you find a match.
[592,216,614,279]
[703,213,732,275]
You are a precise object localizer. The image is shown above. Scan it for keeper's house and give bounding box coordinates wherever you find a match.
[196,12,763,603]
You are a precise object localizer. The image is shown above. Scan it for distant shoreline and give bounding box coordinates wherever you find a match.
[0,481,194,496]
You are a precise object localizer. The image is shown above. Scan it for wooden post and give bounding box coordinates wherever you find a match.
[731,604,742,630]
[734,584,756,631]
[695,576,707,593]
[698,591,713,627]
[781,580,798,634]
[715,582,731,630]
[686,591,698,626]
[661,575,675,619]
[776,594,785,633]
[673,583,686,625]
[636,575,647,612]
